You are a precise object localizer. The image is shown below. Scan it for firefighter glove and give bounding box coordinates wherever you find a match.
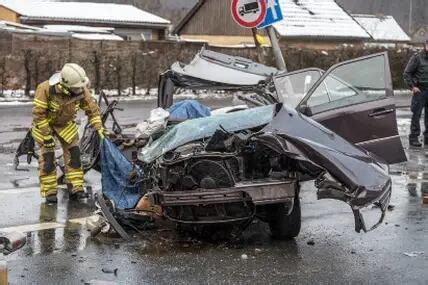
[98,129,105,140]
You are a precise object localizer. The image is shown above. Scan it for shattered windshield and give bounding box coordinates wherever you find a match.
[274,69,323,108]
[139,105,275,163]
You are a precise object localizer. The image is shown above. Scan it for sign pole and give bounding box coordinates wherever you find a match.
[251,28,264,63]
[231,0,286,71]
[266,25,287,71]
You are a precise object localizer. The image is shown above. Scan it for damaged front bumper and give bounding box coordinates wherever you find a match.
[316,177,392,233]
[156,180,296,224]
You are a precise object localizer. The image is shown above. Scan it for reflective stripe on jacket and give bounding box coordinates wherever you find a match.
[32,81,102,143]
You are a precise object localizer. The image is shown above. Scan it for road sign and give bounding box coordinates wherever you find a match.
[257,0,283,29]
[231,0,267,29]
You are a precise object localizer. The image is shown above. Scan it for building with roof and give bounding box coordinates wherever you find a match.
[412,26,428,44]
[352,14,410,44]
[0,0,171,40]
[174,0,372,49]
[0,21,124,40]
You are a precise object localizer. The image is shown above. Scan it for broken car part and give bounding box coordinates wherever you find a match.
[0,232,26,255]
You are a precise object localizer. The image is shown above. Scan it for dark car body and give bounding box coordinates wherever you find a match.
[135,103,392,235]
[92,49,405,239]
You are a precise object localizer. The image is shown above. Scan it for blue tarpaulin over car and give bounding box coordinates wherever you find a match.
[100,139,142,209]
[168,100,211,120]
[140,104,275,163]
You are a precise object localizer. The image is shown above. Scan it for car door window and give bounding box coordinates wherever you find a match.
[304,55,387,115]
[274,69,323,108]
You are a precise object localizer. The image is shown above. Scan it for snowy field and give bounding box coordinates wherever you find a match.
[0,88,412,106]
[0,88,237,105]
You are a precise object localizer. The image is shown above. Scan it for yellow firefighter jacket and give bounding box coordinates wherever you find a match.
[32,81,102,144]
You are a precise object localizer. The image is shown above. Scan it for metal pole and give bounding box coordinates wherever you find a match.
[409,0,413,34]
[266,25,287,71]
[251,28,264,63]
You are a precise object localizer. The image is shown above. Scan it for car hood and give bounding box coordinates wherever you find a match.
[263,104,390,203]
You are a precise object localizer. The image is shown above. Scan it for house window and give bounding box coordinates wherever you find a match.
[141,30,152,41]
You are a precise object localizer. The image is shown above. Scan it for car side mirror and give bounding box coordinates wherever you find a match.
[299,105,312,116]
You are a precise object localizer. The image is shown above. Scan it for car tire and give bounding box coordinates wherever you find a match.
[268,197,301,239]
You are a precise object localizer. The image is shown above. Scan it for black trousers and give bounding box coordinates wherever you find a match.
[410,90,428,140]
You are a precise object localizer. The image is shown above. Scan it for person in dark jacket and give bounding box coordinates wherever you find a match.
[403,39,428,147]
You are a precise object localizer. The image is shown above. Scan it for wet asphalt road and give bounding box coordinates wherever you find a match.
[0,99,427,284]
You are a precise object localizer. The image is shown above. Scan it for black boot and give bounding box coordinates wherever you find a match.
[70,190,88,200]
[45,192,58,203]
[410,139,422,147]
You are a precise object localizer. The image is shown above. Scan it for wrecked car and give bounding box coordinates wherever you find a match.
[90,49,406,240]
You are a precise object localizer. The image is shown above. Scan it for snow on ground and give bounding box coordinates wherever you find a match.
[0,88,235,105]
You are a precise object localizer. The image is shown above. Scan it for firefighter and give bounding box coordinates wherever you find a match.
[32,63,105,203]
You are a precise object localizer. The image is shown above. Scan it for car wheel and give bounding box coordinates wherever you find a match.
[268,197,301,239]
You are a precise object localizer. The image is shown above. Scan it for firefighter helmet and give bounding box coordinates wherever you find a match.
[60,63,89,88]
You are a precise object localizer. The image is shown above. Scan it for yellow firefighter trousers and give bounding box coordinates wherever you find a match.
[37,135,84,197]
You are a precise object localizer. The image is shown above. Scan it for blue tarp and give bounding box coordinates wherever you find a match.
[100,139,142,209]
[140,104,274,163]
[168,100,211,120]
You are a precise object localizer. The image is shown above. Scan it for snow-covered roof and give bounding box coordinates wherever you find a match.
[0,20,41,31]
[0,0,170,26]
[43,25,114,34]
[353,14,410,42]
[273,0,370,39]
[72,33,123,41]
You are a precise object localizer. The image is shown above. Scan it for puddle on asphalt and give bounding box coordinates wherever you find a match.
[403,141,428,199]
[0,145,18,154]
[16,198,295,258]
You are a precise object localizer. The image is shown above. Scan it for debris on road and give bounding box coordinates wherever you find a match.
[101,268,118,276]
[403,251,424,257]
[84,280,117,285]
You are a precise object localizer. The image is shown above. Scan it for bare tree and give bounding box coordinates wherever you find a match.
[33,52,41,90]
[0,57,10,96]
[114,56,122,97]
[131,52,137,95]
[23,50,32,97]
[91,50,102,94]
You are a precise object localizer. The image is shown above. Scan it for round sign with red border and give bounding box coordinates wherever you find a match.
[231,0,267,29]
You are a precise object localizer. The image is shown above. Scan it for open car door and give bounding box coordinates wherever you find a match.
[294,52,406,164]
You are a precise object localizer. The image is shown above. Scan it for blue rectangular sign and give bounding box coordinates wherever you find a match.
[257,0,283,29]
